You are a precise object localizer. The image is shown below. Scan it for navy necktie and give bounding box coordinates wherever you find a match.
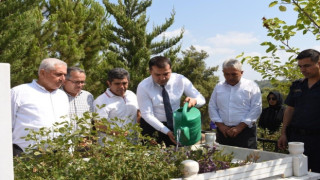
[161,85,173,130]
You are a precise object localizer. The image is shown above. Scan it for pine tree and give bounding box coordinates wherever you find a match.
[0,0,46,87]
[103,0,183,91]
[42,0,109,95]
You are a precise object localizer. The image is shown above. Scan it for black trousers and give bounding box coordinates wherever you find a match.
[13,144,23,157]
[140,118,175,147]
[287,129,320,173]
[216,124,257,149]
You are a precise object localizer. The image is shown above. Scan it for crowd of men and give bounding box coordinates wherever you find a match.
[11,49,320,173]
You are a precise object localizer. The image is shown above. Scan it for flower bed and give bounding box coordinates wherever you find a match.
[173,144,320,180]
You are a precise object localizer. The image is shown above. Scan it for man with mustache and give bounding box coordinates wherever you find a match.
[209,59,262,149]
[11,58,70,156]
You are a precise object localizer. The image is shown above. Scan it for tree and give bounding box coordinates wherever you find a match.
[238,0,320,94]
[173,46,219,129]
[103,0,183,91]
[0,0,111,96]
[0,0,46,87]
[42,0,109,96]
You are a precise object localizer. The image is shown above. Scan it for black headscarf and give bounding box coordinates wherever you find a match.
[258,91,286,133]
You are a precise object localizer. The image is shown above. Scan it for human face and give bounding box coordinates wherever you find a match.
[267,94,277,106]
[107,78,128,97]
[38,64,67,92]
[63,71,86,97]
[223,67,243,86]
[298,57,320,79]
[150,64,172,86]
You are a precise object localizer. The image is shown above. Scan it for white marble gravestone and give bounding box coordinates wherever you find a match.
[0,63,14,179]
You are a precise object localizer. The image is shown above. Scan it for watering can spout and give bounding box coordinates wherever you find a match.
[174,102,201,146]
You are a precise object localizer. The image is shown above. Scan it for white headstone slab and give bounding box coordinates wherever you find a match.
[0,63,14,179]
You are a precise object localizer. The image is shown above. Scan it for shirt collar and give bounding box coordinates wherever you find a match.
[32,79,58,93]
[106,88,126,98]
[224,78,243,87]
[62,87,83,97]
[151,75,172,88]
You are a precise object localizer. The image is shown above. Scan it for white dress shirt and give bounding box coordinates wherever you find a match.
[137,73,205,135]
[93,89,139,127]
[11,80,70,151]
[209,78,262,127]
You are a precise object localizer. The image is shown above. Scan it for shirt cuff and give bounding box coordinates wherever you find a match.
[161,126,170,135]
[241,120,254,128]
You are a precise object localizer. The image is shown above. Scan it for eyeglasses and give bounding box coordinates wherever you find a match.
[268,97,276,101]
[67,79,86,85]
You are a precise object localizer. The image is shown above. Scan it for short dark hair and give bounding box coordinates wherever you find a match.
[296,49,320,63]
[149,56,171,70]
[107,68,130,83]
[66,67,85,80]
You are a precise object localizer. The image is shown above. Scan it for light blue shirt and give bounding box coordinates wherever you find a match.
[209,78,262,127]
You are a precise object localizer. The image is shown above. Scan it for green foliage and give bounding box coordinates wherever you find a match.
[43,0,110,96]
[14,112,181,179]
[173,46,219,130]
[0,0,46,87]
[103,0,183,91]
[257,126,288,154]
[14,112,253,179]
[238,0,320,90]
[0,0,111,96]
[1,0,186,97]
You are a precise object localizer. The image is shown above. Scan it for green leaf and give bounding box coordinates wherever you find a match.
[34,151,41,156]
[269,1,278,7]
[279,5,287,11]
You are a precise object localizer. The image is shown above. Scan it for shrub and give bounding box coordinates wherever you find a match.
[14,112,254,179]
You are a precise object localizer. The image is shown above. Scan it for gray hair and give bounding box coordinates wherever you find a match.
[108,68,130,82]
[222,59,242,71]
[66,67,85,80]
[38,58,67,75]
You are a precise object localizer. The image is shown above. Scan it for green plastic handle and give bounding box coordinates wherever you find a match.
[182,102,189,122]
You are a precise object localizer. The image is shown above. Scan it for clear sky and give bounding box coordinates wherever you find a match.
[106,0,320,81]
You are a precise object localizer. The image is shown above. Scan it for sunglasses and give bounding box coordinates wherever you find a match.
[268,97,277,101]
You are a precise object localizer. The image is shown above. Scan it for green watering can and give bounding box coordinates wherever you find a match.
[173,102,201,146]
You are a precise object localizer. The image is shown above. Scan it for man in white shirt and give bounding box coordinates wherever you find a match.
[11,58,70,156]
[94,68,140,145]
[62,67,94,130]
[208,59,262,149]
[137,56,205,147]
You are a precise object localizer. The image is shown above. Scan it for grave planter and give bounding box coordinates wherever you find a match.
[173,143,320,180]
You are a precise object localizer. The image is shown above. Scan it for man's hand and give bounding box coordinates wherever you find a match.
[184,97,197,107]
[226,123,247,138]
[94,120,108,132]
[167,131,177,144]
[278,134,288,150]
[216,122,230,138]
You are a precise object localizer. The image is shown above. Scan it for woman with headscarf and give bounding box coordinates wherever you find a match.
[258,91,286,133]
